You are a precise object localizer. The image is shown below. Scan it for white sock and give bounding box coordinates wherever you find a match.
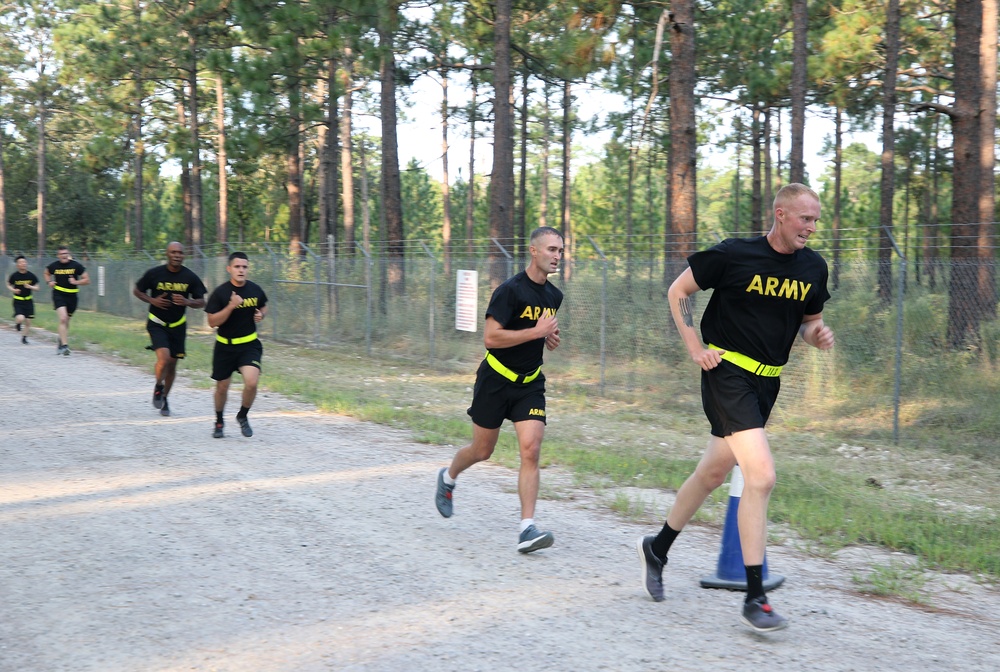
[442,470,456,486]
[520,518,535,533]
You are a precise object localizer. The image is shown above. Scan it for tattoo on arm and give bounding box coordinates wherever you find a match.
[678,297,694,328]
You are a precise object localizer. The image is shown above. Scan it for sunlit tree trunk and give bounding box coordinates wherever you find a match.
[877,0,900,304]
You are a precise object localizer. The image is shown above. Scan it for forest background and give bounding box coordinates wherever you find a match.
[0,0,997,351]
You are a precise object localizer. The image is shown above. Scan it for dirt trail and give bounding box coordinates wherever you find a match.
[1,329,997,671]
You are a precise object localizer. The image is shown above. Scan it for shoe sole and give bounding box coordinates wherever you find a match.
[740,612,789,632]
[636,536,665,602]
[435,468,454,518]
[517,531,554,554]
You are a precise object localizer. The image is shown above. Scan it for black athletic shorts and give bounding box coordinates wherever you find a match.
[52,291,79,315]
[467,358,547,429]
[211,339,263,381]
[147,321,187,359]
[13,299,34,319]
[701,360,781,438]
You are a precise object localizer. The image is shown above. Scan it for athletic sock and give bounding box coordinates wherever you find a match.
[520,518,534,533]
[745,564,765,603]
[442,470,456,486]
[236,406,250,420]
[651,522,680,560]
[216,411,224,424]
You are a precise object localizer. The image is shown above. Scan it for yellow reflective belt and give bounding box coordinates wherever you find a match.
[485,352,541,384]
[708,344,782,377]
[13,295,31,300]
[217,332,258,345]
[54,285,79,293]
[148,313,187,328]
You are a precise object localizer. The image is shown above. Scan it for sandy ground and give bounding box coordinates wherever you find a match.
[1,328,998,672]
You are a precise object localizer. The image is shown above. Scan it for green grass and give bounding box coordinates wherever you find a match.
[17,305,1000,586]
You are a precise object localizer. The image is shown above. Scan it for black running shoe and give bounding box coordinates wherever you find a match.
[435,468,455,517]
[637,535,666,602]
[62,345,71,356]
[237,416,253,437]
[517,524,554,554]
[213,422,224,439]
[741,596,788,632]
[153,384,165,409]
[21,336,28,345]
[160,398,170,417]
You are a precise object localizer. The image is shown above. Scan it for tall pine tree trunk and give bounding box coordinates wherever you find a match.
[977,0,998,318]
[948,0,983,347]
[466,71,477,256]
[789,0,807,183]
[215,74,228,245]
[37,84,47,257]
[340,50,356,254]
[441,68,453,275]
[186,42,203,248]
[540,81,550,228]
[516,69,529,262]
[832,107,844,290]
[668,3,697,262]
[560,79,572,282]
[379,17,405,294]
[877,0,900,304]
[489,0,515,288]
[751,105,762,234]
[286,77,304,256]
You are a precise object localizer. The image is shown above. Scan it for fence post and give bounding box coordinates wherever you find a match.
[881,225,906,444]
[300,242,323,344]
[491,237,513,280]
[357,241,373,357]
[263,242,279,341]
[420,242,437,366]
[587,235,608,396]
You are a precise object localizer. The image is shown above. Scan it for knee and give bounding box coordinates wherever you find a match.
[519,441,542,466]
[695,462,731,491]
[742,466,777,495]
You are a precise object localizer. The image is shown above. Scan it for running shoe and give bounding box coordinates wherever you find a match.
[435,467,455,517]
[62,345,71,356]
[153,384,165,409]
[15,322,21,332]
[160,398,170,417]
[213,422,224,439]
[517,524,554,554]
[237,415,253,437]
[21,336,28,345]
[636,535,666,602]
[56,344,64,355]
[741,596,788,632]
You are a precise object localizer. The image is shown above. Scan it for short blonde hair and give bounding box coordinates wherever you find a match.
[773,183,819,214]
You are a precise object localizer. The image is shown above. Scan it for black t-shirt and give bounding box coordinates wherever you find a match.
[485,270,563,373]
[135,264,207,324]
[9,271,39,299]
[205,280,268,341]
[46,259,86,291]
[689,236,831,366]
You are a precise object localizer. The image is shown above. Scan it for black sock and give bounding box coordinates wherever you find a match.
[236,406,250,420]
[216,411,224,424]
[651,522,680,560]
[745,564,765,602]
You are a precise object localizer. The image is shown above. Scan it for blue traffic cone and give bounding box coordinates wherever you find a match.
[700,466,785,590]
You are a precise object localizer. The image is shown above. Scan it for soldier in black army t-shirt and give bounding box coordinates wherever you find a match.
[435,227,564,554]
[7,256,40,345]
[44,245,90,355]
[133,242,207,417]
[205,251,268,439]
[636,183,835,633]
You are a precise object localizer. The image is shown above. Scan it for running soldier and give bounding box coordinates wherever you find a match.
[205,251,268,439]
[44,245,90,355]
[132,242,208,417]
[8,256,40,345]
[636,183,835,632]
[435,226,564,554]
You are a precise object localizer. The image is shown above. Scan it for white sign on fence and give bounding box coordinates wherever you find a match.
[455,270,478,332]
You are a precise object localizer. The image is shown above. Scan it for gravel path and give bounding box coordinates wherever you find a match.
[1,329,997,671]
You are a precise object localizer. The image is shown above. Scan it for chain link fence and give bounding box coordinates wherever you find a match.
[3,229,998,453]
